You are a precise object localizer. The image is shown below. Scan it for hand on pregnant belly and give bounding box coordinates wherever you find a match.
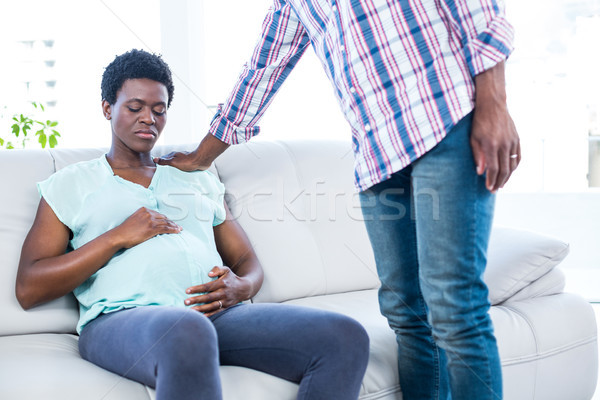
[110,207,182,249]
[184,266,251,316]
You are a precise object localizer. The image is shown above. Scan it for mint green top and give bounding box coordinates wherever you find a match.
[37,155,226,333]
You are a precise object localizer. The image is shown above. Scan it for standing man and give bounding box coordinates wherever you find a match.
[157,1,519,399]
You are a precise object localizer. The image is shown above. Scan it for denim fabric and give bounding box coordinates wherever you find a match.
[79,303,370,400]
[359,113,501,400]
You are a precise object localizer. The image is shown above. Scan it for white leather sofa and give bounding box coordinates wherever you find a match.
[0,140,597,400]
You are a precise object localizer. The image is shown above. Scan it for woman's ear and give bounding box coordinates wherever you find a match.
[102,100,112,120]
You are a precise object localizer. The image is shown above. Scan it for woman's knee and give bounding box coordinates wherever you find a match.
[146,308,219,364]
[311,312,370,366]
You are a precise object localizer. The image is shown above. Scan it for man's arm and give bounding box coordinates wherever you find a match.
[471,61,520,192]
[156,0,311,171]
[439,0,519,191]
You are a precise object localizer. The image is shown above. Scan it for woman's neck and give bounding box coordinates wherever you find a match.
[106,147,155,169]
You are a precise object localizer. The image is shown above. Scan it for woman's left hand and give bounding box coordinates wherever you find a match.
[184,266,252,316]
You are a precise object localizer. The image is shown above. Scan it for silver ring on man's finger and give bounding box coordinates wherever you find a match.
[510,154,518,159]
[218,300,223,309]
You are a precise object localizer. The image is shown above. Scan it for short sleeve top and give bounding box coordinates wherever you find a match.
[37,155,227,333]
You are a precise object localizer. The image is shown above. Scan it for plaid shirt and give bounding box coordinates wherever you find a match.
[208,0,514,191]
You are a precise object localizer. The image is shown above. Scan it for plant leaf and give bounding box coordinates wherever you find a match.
[50,121,58,127]
[49,134,58,148]
[38,132,47,148]
[0,137,4,146]
[52,130,61,137]
[11,124,20,136]
[7,142,14,149]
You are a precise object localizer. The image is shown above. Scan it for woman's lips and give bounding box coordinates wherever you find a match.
[135,131,156,140]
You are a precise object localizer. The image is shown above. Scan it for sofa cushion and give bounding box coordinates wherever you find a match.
[0,333,151,400]
[0,333,304,400]
[0,150,80,336]
[214,140,380,303]
[289,290,598,400]
[485,227,569,305]
[491,293,598,400]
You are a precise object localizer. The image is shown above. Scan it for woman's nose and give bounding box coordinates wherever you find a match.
[139,107,155,125]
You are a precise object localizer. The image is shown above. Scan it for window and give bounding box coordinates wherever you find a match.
[504,0,600,193]
[0,0,161,149]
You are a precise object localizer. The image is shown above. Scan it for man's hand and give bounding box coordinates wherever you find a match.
[184,266,252,316]
[471,61,520,193]
[154,150,204,172]
[154,133,230,172]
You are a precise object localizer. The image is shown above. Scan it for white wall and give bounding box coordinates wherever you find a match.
[495,192,600,300]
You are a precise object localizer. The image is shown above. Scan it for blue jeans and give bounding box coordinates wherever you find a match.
[359,113,501,400]
[79,304,370,400]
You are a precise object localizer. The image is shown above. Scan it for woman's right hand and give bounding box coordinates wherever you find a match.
[111,207,182,249]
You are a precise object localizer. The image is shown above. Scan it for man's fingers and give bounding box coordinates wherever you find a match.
[153,151,180,165]
[483,145,499,192]
[470,137,486,176]
[509,142,521,172]
[154,156,174,165]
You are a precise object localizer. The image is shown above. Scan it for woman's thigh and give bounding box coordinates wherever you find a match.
[79,306,219,388]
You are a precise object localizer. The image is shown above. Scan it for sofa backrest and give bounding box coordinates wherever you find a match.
[0,140,570,335]
[1,141,378,335]
[214,140,379,303]
[1,149,83,336]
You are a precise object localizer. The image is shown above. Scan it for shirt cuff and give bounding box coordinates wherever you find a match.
[464,16,515,77]
[208,104,261,145]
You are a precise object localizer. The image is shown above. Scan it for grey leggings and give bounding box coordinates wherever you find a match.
[78,303,370,400]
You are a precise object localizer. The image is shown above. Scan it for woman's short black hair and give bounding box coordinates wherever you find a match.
[101,49,174,108]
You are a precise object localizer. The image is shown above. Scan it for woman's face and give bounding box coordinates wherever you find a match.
[103,78,168,154]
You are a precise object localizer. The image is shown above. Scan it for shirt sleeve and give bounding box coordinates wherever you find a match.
[37,167,83,232]
[187,170,227,226]
[439,0,515,77]
[204,171,227,226]
[208,0,311,144]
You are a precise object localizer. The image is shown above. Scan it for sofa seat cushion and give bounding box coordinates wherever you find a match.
[491,293,598,400]
[0,333,302,400]
[285,289,598,400]
[0,333,151,400]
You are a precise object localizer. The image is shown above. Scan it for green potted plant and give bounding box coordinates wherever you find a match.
[0,102,60,149]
